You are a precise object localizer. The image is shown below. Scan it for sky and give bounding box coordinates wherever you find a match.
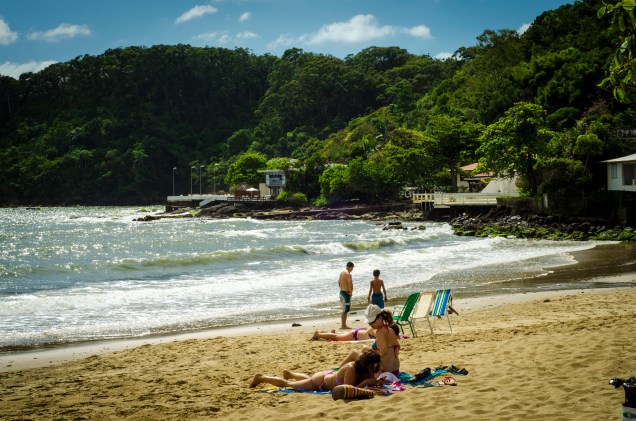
[0,0,573,79]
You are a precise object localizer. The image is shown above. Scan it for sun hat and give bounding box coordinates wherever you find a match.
[364,304,382,323]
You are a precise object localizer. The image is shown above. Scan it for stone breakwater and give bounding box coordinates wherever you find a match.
[139,201,426,222]
[450,206,636,241]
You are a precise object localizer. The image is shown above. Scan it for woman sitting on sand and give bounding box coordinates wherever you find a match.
[249,350,381,391]
[311,327,376,341]
[339,305,401,375]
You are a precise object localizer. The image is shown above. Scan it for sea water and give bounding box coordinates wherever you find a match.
[0,206,613,350]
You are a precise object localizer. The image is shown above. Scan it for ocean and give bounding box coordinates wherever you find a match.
[0,206,627,351]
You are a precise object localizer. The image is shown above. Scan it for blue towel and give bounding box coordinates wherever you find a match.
[401,368,467,386]
[258,387,331,395]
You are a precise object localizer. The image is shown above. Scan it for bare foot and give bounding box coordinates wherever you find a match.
[282,369,293,379]
[312,331,319,340]
[341,326,352,330]
[250,373,263,388]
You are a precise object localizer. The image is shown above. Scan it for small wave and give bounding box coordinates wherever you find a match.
[289,243,352,255]
[113,248,255,270]
[343,238,401,251]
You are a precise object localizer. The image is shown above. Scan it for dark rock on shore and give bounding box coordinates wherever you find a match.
[143,201,427,222]
[192,201,427,221]
[450,206,635,241]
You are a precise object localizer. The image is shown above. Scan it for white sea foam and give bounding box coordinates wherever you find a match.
[0,207,613,349]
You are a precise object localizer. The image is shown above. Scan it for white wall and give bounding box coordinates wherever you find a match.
[481,177,518,194]
[607,162,636,192]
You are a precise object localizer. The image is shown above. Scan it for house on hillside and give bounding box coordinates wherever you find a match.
[601,153,636,192]
[457,163,492,192]
[258,169,286,199]
[456,163,519,195]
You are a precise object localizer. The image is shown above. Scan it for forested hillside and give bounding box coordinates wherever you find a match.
[1,0,634,212]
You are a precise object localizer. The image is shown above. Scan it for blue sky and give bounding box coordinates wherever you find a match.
[0,0,572,79]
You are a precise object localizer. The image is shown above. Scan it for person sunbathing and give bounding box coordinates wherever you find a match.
[339,305,402,375]
[311,327,376,341]
[249,350,381,391]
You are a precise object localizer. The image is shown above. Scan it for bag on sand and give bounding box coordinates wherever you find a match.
[609,377,636,420]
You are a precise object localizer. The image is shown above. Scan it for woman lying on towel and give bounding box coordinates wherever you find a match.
[312,324,400,342]
[312,327,376,341]
[249,350,382,391]
[339,305,401,375]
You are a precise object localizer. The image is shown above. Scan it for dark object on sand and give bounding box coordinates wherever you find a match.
[609,377,636,408]
[332,385,374,400]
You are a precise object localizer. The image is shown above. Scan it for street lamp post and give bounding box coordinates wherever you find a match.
[172,167,177,195]
[213,163,218,194]
[199,165,204,195]
[190,166,195,196]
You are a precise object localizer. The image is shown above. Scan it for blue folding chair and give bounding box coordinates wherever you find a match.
[428,289,453,334]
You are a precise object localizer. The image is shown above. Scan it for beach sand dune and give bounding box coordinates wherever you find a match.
[1,286,635,420]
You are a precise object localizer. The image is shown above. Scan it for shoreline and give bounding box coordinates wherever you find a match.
[1,240,636,372]
[2,272,634,373]
[3,241,635,359]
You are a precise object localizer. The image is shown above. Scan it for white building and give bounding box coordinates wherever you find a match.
[601,153,636,192]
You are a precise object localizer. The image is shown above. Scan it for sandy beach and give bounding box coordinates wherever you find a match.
[0,271,635,420]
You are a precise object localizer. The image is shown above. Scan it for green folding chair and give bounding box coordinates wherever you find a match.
[392,292,420,337]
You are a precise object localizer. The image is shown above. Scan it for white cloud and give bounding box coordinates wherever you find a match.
[218,34,232,45]
[0,17,18,45]
[237,31,258,40]
[268,34,295,50]
[404,24,432,39]
[27,23,91,43]
[175,5,218,24]
[194,30,257,45]
[434,51,452,60]
[272,15,433,49]
[194,32,223,43]
[0,60,57,79]
[239,12,251,23]
[518,23,531,35]
[304,14,395,45]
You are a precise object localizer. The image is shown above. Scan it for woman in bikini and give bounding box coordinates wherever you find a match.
[311,327,376,341]
[339,304,401,375]
[249,350,381,391]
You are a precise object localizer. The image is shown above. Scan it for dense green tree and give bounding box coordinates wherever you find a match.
[318,164,350,204]
[423,114,483,191]
[224,152,267,189]
[0,0,633,209]
[477,102,554,195]
[597,0,636,102]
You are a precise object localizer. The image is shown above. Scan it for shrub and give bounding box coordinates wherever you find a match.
[277,192,308,207]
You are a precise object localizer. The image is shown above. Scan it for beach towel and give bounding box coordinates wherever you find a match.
[400,365,468,387]
[256,366,467,396]
[257,386,331,395]
[327,334,409,343]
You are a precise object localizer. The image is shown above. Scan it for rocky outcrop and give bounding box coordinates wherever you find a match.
[450,206,635,241]
[191,202,427,221]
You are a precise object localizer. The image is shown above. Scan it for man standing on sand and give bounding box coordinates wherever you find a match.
[338,262,354,329]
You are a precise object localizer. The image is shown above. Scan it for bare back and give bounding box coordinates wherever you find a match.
[338,270,353,294]
[369,278,384,293]
[375,325,400,373]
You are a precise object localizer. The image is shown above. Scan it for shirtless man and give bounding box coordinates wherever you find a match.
[338,262,354,329]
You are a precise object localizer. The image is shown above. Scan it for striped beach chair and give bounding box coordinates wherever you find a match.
[428,289,453,334]
[410,291,435,337]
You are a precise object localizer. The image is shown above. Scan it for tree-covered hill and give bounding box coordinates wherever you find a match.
[1,0,634,213]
